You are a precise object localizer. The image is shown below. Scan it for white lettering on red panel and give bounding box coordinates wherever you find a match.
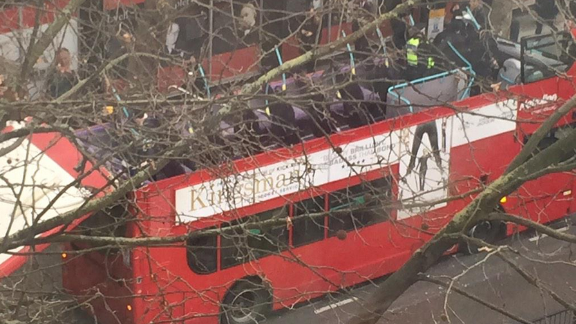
[520,94,558,110]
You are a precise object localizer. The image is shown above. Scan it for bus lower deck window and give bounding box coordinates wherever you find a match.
[187,231,217,274]
[246,207,289,258]
[293,196,326,247]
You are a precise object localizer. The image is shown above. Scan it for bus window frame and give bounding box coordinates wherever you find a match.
[520,31,574,84]
[523,122,576,160]
[186,227,218,275]
[219,205,289,270]
[71,204,130,256]
[328,176,393,237]
[292,194,327,248]
[213,174,394,271]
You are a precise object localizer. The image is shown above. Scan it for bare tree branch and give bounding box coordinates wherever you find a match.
[236,0,419,97]
[497,252,576,313]
[488,212,576,244]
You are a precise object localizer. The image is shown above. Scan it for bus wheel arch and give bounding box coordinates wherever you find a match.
[459,204,508,254]
[220,276,273,324]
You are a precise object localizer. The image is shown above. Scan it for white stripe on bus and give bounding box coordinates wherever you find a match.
[313,297,358,314]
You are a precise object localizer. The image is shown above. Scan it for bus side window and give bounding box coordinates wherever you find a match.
[360,176,393,225]
[247,206,289,259]
[328,184,365,235]
[328,177,393,235]
[292,196,326,247]
[186,230,217,274]
[220,219,249,269]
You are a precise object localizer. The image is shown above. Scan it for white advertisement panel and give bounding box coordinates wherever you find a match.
[175,130,401,221]
[451,100,518,147]
[327,131,400,182]
[397,117,452,220]
[396,99,518,219]
[176,100,519,222]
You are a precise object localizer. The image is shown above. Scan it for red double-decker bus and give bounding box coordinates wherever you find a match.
[60,29,576,324]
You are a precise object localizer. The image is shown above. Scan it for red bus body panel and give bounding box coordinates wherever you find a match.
[53,5,576,323]
[67,73,576,324]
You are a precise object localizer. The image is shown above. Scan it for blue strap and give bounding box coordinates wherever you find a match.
[341,31,356,75]
[197,64,211,98]
[110,85,139,137]
[447,41,476,99]
[263,83,271,116]
[466,7,481,31]
[274,46,287,91]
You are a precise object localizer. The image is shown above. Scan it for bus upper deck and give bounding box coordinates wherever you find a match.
[75,29,575,186]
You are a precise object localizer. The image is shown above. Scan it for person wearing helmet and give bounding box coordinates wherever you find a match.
[405,23,436,81]
[432,16,470,71]
[385,0,408,48]
[450,0,491,31]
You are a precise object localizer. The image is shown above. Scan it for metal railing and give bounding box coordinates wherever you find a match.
[386,67,473,114]
[387,42,476,114]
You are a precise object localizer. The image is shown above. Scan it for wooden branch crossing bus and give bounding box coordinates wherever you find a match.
[1,1,574,323]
